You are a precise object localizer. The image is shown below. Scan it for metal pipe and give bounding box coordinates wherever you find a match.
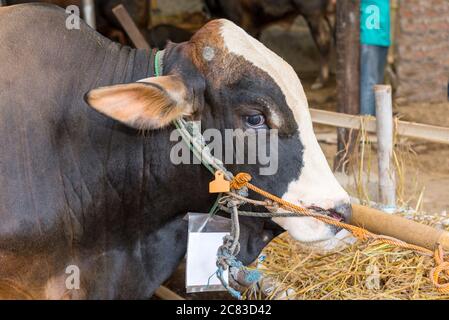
[374,85,396,212]
[82,0,96,30]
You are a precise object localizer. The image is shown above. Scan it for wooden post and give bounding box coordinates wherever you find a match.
[148,0,154,29]
[154,286,185,300]
[334,0,360,172]
[82,0,96,30]
[112,4,150,50]
[374,85,396,212]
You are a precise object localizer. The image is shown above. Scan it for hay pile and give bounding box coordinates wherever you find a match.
[251,211,449,300]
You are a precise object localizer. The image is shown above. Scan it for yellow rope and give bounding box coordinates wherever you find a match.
[230,172,449,293]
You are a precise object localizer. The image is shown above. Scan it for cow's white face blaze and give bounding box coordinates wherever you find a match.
[219,20,351,245]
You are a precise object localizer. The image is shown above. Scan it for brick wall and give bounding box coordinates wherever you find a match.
[395,0,449,103]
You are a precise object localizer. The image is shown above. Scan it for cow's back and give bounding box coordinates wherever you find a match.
[0,4,109,241]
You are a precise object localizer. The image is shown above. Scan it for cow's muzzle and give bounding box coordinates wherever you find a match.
[333,202,352,223]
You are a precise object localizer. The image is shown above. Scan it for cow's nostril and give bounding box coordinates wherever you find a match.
[335,202,352,223]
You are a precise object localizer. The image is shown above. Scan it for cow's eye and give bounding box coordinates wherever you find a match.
[244,114,267,129]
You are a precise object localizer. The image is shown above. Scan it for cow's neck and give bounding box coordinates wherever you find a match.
[143,129,215,219]
[97,44,215,229]
[140,44,215,227]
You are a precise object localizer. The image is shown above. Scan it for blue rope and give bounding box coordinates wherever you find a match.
[216,266,242,299]
[215,242,262,300]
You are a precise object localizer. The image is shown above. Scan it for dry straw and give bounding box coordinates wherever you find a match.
[252,220,448,300]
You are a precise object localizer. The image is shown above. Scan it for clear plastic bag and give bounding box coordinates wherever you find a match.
[185,213,231,293]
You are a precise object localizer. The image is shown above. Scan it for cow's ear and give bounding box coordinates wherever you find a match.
[84,75,194,129]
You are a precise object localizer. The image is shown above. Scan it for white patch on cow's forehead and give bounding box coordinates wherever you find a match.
[219,20,350,245]
[202,46,215,61]
[219,20,307,117]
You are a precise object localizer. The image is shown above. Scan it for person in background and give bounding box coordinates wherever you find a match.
[360,0,391,115]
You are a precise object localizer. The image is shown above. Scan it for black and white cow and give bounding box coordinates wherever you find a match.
[0,4,350,299]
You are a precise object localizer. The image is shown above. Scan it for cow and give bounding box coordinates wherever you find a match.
[205,0,335,90]
[0,4,350,299]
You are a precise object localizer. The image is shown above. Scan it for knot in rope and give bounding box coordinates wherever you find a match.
[351,227,371,241]
[430,245,449,293]
[231,173,252,190]
[216,234,261,300]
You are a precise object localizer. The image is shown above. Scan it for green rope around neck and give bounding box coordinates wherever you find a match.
[154,51,162,77]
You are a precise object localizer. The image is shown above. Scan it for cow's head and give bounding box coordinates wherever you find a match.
[85,19,351,250]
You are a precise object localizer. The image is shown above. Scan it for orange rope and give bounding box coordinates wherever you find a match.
[230,172,449,293]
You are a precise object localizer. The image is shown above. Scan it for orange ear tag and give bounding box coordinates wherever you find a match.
[209,170,230,193]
